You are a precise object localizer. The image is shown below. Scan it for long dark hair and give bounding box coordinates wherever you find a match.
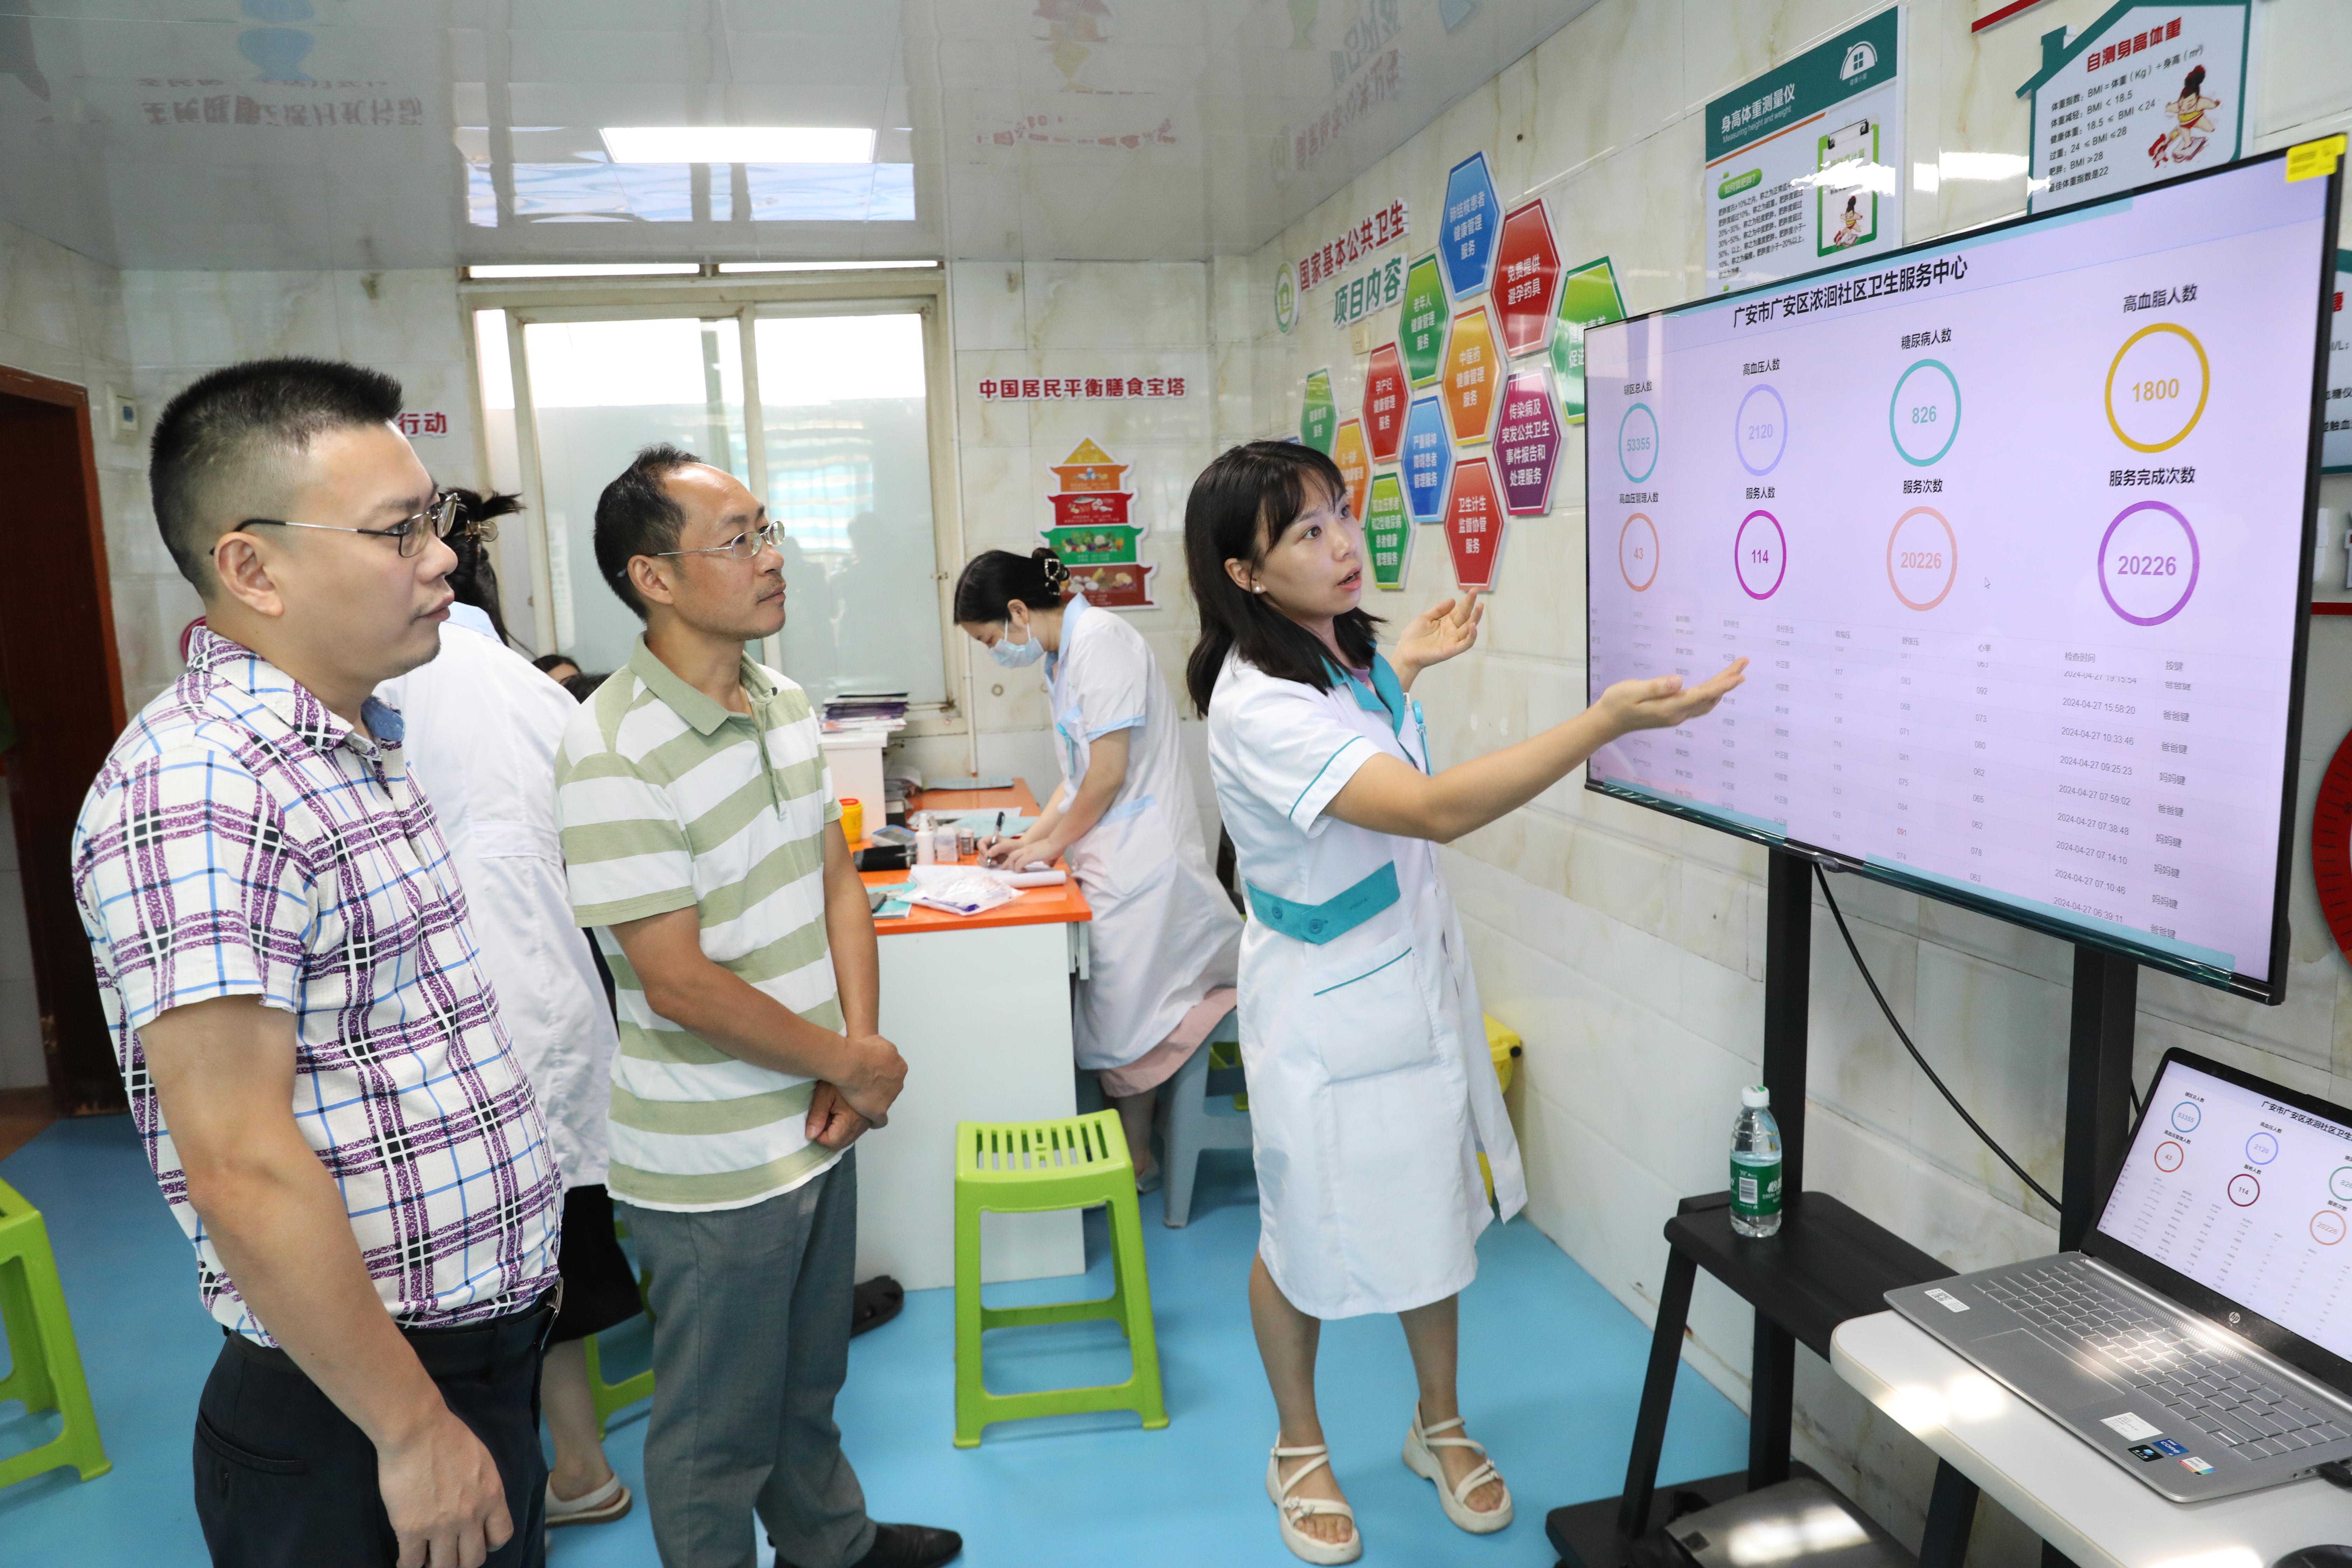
[446,487,525,649]
[1183,441,1379,716]
[953,547,1068,623]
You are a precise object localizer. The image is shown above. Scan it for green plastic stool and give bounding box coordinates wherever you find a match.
[583,1214,655,1438]
[953,1110,1167,1448]
[0,1175,110,1488]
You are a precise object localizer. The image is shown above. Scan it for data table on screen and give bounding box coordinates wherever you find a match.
[1584,158,2334,991]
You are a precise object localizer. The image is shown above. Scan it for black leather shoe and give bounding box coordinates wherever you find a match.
[782,1522,964,1568]
[855,1524,963,1568]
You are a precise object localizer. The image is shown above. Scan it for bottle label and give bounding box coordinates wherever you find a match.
[1731,1153,1783,1219]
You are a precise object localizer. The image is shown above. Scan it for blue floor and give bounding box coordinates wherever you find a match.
[1,1116,1748,1565]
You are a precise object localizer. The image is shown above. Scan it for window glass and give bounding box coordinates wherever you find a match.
[519,318,749,672]
[754,311,944,705]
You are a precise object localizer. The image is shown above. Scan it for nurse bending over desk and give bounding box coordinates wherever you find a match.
[1184,442,1745,1564]
[952,548,1242,1186]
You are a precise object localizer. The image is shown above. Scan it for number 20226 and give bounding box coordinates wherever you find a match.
[2115,554,2178,576]
[2130,378,2181,402]
[1899,551,1943,569]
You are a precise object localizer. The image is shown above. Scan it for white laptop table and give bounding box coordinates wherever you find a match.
[1833,1310,2347,1568]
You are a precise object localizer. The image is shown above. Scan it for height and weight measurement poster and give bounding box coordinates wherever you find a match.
[1704,7,1905,295]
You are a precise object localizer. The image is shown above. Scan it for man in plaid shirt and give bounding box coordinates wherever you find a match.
[72,359,563,1567]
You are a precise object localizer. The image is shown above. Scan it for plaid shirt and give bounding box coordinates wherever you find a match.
[72,627,561,1344]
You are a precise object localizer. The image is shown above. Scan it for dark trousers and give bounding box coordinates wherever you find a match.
[625,1151,873,1568]
[191,1301,553,1568]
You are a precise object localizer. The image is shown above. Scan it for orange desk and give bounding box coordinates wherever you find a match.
[859,782,1093,937]
[851,781,1092,1290]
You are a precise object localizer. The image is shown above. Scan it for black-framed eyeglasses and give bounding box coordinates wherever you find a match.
[657,518,783,562]
[240,491,478,559]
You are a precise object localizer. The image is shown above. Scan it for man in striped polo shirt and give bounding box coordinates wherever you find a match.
[555,445,957,1568]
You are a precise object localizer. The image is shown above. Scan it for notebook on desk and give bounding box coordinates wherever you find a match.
[1886,1048,2352,1502]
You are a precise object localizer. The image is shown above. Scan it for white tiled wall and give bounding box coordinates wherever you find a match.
[1244,0,2352,1558]
[941,255,1259,844]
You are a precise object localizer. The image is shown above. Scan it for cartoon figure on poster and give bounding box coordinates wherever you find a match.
[2152,65,2222,169]
[1830,195,1865,248]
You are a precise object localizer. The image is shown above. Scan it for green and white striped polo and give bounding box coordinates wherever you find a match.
[555,636,844,1212]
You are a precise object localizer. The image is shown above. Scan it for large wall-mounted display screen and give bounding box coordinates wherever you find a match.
[1583,154,2338,1002]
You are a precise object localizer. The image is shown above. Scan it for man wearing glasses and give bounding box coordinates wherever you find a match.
[555,445,954,1568]
[72,358,563,1567]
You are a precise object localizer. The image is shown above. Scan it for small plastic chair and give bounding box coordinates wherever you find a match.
[0,1175,110,1489]
[953,1110,1167,1447]
[1157,1009,1253,1228]
[583,1216,655,1438]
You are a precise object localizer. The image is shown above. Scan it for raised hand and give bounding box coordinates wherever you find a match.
[1394,590,1484,681]
[1600,657,1749,733]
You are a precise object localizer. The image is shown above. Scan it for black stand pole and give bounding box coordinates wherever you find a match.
[1747,849,1812,1490]
[2060,945,2137,1251]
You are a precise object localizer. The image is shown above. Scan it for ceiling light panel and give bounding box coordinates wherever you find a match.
[600,127,877,164]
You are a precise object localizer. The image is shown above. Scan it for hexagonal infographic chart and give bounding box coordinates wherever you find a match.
[1495,198,1562,358]
[1362,343,1407,462]
[1364,472,1412,591]
[1497,369,1562,516]
[1401,254,1448,387]
[1331,418,1370,521]
[1440,150,1499,300]
[1441,304,1500,446]
[1443,456,1504,591]
[1402,395,1452,523]
[1300,367,1336,454]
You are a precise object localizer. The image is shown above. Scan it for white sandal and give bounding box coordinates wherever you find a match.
[1402,1403,1513,1533]
[545,1471,632,1528]
[1265,1438,1362,1564]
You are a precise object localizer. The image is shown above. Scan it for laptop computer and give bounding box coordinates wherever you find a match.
[1885,1048,2352,1502]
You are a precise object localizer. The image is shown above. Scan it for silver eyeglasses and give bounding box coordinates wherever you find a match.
[657,518,784,561]
[240,491,480,559]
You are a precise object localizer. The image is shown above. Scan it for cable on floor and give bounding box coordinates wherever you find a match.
[1813,864,2063,1215]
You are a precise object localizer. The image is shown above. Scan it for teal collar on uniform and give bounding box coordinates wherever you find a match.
[1043,591,1091,681]
[1324,652,1406,736]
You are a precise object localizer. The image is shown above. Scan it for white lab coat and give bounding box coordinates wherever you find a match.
[377,604,620,1190]
[1044,596,1240,1071]
[1206,650,1526,1320]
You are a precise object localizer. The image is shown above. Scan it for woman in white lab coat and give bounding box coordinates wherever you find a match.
[954,548,1242,1187]
[1184,443,1745,1564]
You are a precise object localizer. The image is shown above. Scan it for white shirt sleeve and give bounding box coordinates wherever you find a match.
[1221,673,1377,834]
[1070,621,1152,740]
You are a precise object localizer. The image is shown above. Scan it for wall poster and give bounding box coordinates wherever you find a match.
[2019,2,2251,215]
[1042,439,1156,609]
[1703,7,1905,294]
[1551,255,1627,424]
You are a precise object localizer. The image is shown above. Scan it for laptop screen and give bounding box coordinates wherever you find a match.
[2098,1057,2352,1363]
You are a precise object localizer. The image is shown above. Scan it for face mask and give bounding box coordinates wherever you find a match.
[988,618,1045,668]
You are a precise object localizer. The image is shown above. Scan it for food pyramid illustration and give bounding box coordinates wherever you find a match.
[1040,437,1156,608]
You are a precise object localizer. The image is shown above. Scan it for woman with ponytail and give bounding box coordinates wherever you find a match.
[951,547,1241,1190]
[1185,441,1745,1562]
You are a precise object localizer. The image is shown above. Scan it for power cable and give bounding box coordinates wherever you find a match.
[1813,864,2063,1215]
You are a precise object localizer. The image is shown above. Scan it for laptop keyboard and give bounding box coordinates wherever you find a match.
[1979,1262,2352,1462]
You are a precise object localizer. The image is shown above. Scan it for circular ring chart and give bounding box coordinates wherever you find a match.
[2154,1140,2186,1172]
[1734,510,1786,600]
[1886,507,1958,611]
[2105,323,2210,453]
[1619,402,1659,483]
[1889,359,1962,467]
[2170,1101,2202,1134]
[2246,1132,2280,1166]
[1736,385,1788,476]
[2315,1210,2347,1246]
[2098,501,2201,626]
[2228,1173,2261,1207]
[1619,513,1660,591]
[2333,1167,2352,1202]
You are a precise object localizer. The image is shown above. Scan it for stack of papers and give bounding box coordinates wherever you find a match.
[822,691,909,735]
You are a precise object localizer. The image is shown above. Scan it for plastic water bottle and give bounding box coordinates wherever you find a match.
[1730,1086,1783,1238]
